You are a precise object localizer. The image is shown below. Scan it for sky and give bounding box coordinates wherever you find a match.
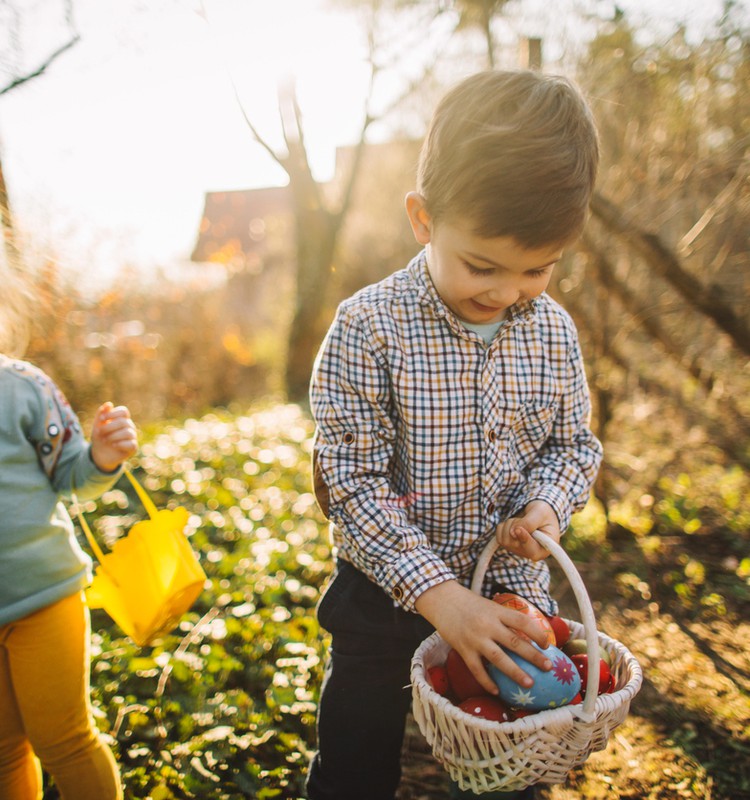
[0,0,730,287]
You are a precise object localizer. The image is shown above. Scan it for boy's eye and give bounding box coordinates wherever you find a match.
[462,260,493,277]
[526,268,549,278]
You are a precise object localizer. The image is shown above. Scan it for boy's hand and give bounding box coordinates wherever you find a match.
[495,500,561,561]
[415,580,553,695]
[90,402,138,473]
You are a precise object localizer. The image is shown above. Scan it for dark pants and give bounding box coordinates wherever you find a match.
[306,561,536,800]
[306,560,433,800]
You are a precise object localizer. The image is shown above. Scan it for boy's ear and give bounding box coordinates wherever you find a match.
[405,192,432,245]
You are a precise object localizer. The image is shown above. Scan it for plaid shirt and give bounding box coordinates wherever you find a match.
[310,250,602,615]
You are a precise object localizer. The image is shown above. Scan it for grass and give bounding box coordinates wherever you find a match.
[45,401,750,799]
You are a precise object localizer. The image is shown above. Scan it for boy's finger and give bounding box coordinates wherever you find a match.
[481,639,551,690]
[498,607,552,651]
[510,525,530,542]
[464,654,501,696]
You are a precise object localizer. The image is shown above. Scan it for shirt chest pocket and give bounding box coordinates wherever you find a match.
[499,401,558,468]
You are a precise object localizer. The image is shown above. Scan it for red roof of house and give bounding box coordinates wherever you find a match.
[190,186,292,265]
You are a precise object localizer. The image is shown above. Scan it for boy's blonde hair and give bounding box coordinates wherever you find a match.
[417,70,599,247]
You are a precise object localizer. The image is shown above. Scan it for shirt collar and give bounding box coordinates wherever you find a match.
[408,249,539,332]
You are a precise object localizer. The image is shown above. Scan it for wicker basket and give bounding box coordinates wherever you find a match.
[410,531,643,793]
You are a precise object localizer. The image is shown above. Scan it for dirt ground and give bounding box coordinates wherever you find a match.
[397,554,750,800]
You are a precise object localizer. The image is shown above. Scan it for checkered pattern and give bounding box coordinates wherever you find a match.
[310,251,602,614]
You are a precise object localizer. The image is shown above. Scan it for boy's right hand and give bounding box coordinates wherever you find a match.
[415,580,553,696]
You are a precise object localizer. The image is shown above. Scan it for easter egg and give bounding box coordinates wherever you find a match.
[487,643,581,711]
[563,638,612,667]
[493,592,556,649]
[458,696,513,722]
[427,665,451,697]
[445,648,485,701]
[546,615,571,648]
[570,654,613,696]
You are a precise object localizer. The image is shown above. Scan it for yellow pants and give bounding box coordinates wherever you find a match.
[0,592,122,800]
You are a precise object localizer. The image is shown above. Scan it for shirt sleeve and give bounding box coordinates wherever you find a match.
[509,329,603,532]
[310,305,456,610]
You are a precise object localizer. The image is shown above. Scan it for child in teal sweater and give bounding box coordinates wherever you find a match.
[0,267,137,799]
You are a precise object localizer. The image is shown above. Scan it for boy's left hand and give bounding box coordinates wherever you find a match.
[90,402,138,473]
[495,500,561,561]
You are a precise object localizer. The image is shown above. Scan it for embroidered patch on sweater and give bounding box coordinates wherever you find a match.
[1,356,82,480]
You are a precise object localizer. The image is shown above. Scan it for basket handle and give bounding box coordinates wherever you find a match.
[471,531,600,720]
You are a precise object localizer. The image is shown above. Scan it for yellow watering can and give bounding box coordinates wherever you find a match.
[77,470,207,647]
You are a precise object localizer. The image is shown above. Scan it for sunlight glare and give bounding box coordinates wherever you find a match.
[204,0,372,182]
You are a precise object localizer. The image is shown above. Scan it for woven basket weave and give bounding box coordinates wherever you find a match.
[410,532,643,793]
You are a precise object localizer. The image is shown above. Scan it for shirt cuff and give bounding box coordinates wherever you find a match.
[513,484,572,534]
[373,548,456,612]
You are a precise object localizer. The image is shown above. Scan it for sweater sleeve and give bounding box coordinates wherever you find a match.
[25,368,121,500]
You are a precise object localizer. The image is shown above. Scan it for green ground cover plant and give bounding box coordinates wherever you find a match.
[45,401,749,799]
[66,405,330,799]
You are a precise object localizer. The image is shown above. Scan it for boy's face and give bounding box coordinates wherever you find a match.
[405,193,563,325]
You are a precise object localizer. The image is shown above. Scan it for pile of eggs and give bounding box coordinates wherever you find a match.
[426,593,616,722]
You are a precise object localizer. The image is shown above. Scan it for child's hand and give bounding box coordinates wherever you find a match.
[90,402,138,473]
[495,500,561,561]
[415,580,553,695]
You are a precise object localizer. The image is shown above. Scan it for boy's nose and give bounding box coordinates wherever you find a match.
[487,287,520,308]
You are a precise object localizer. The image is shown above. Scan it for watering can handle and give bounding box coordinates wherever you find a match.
[73,469,158,565]
[74,497,108,564]
[123,469,159,519]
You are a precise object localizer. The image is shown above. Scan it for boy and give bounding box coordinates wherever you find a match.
[307,70,603,800]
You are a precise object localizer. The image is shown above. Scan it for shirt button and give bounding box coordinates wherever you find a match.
[392,586,404,601]
[488,430,497,443]
[488,502,496,515]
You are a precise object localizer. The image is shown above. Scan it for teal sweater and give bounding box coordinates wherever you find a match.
[0,356,121,626]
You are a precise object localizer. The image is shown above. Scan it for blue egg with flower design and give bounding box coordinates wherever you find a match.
[487,643,581,711]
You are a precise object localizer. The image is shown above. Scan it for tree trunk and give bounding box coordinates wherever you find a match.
[284,207,339,402]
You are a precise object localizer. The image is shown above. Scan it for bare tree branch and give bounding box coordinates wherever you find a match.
[0,33,80,97]
[582,232,750,438]
[678,154,750,255]
[335,37,379,224]
[583,232,715,390]
[228,76,287,171]
[566,287,750,470]
[590,191,750,356]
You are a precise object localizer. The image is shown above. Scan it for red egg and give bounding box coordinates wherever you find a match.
[546,615,571,648]
[445,649,485,701]
[510,707,536,719]
[570,654,613,696]
[458,696,512,722]
[427,665,450,696]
